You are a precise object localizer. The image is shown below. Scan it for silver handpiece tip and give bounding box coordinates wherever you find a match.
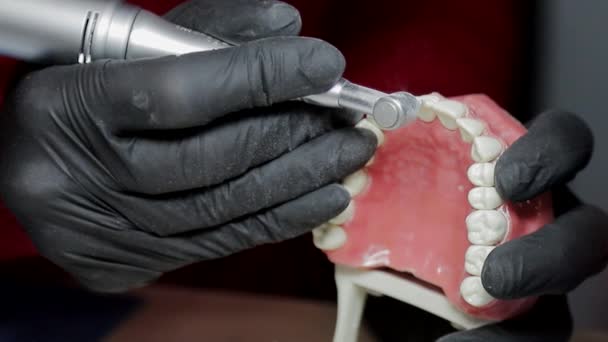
[371,92,421,130]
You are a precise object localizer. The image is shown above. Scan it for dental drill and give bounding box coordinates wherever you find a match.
[0,0,420,130]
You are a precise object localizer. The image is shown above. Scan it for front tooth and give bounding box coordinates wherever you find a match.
[356,119,385,146]
[456,118,485,143]
[466,210,508,245]
[313,225,347,251]
[329,201,355,225]
[431,100,467,130]
[471,136,503,162]
[343,170,369,197]
[465,245,495,276]
[417,105,436,123]
[420,93,443,103]
[417,94,442,122]
[467,163,495,187]
[468,187,503,210]
[460,276,494,307]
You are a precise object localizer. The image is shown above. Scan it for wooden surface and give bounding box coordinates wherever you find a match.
[106,286,379,342]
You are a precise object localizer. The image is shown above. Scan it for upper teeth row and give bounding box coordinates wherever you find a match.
[420,94,508,308]
[312,93,508,310]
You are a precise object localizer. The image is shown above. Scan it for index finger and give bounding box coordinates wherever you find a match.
[88,37,345,131]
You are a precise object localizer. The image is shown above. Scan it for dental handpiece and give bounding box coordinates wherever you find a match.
[0,0,420,130]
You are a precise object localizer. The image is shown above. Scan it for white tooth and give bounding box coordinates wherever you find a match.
[312,225,347,251]
[420,93,443,102]
[312,224,328,239]
[468,187,503,210]
[365,155,376,167]
[471,136,503,162]
[330,201,355,225]
[417,94,442,122]
[467,163,495,187]
[466,210,508,245]
[356,119,385,146]
[465,245,495,276]
[431,100,467,130]
[417,106,436,122]
[456,118,485,143]
[342,170,369,197]
[460,276,494,307]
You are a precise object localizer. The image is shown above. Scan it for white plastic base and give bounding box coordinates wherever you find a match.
[332,265,495,342]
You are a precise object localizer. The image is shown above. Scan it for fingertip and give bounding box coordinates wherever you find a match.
[341,127,378,169]
[277,184,352,235]
[494,158,539,202]
[265,2,302,36]
[297,38,346,92]
[482,204,608,299]
[495,109,594,202]
[480,245,516,299]
[532,110,594,168]
[229,37,345,106]
[307,184,352,226]
[533,110,594,148]
[330,183,353,210]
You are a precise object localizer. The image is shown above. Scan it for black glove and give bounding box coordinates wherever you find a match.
[0,0,376,293]
[439,110,608,342]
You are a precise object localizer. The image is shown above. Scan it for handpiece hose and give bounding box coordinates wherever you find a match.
[0,0,419,129]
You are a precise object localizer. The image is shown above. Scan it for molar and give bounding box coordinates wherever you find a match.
[431,100,467,130]
[329,201,355,225]
[465,245,495,276]
[460,276,495,307]
[456,118,485,143]
[466,210,508,245]
[468,187,503,210]
[312,224,347,251]
[342,170,369,197]
[356,119,385,146]
[471,136,503,162]
[467,163,495,187]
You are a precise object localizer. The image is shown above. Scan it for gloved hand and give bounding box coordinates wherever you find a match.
[439,110,608,342]
[0,0,376,293]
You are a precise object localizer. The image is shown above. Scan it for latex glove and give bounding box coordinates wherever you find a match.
[0,0,376,293]
[439,110,608,342]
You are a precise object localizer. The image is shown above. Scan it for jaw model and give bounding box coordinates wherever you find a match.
[313,93,553,321]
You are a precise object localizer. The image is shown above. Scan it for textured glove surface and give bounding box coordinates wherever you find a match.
[0,0,376,292]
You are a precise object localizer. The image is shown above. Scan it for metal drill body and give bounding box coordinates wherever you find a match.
[0,0,420,129]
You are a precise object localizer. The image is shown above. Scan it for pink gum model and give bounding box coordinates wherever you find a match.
[312,94,553,336]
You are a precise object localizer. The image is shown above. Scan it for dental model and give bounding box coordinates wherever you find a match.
[312,93,553,340]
